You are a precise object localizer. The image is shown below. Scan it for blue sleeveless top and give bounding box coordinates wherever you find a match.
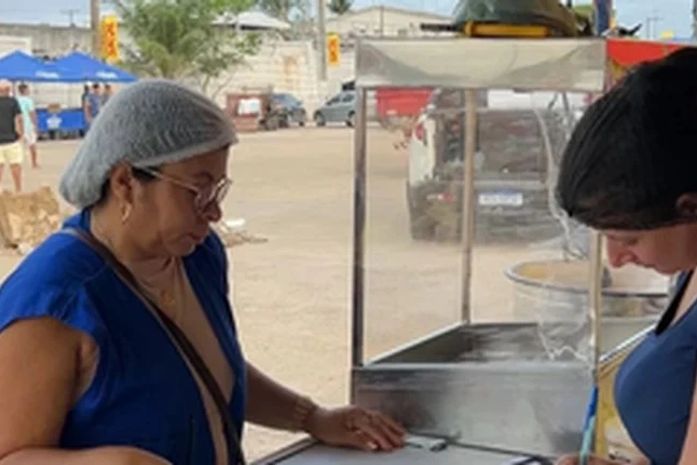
[0,210,246,464]
[615,273,696,465]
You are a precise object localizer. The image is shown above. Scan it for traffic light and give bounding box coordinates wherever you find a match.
[327,34,341,67]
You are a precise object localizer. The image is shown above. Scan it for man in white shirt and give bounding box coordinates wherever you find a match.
[16,83,39,169]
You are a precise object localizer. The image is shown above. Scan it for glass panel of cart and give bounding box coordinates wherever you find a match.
[362,86,668,365]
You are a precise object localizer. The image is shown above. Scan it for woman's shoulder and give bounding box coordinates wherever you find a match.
[16,231,105,285]
[0,230,107,320]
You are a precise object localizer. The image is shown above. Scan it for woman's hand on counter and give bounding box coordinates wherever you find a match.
[305,406,406,452]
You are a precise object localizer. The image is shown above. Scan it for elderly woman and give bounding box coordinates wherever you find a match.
[555,49,697,465]
[0,81,404,465]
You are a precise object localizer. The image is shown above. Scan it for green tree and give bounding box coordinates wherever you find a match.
[115,0,260,94]
[256,0,315,39]
[328,0,352,16]
[256,0,304,23]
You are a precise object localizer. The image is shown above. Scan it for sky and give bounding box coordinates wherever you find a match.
[1,0,694,39]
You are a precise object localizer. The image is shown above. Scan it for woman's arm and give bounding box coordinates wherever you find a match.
[0,318,167,465]
[244,362,313,431]
[1,447,171,465]
[0,318,80,460]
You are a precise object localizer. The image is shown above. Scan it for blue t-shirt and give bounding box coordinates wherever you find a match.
[615,272,697,465]
[0,210,246,464]
[85,93,101,118]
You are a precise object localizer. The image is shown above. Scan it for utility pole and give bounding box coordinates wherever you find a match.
[693,0,697,39]
[90,0,101,56]
[317,0,327,81]
[645,13,661,39]
[379,4,385,37]
[61,8,80,26]
[61,9,80,51]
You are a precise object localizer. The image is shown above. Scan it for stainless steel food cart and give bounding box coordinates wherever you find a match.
[254,36,668,465]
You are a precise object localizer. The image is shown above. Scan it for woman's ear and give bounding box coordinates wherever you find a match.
[107,163,136,206]
[676,193,697,219]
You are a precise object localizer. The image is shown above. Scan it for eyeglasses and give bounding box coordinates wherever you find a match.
[135,166,233,214]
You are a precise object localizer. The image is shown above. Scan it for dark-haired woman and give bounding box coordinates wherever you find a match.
[556,48,697,465]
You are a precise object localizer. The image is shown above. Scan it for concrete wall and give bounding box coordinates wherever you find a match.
[0,35,31,55]
[326,6,450,39]
[0,23,90,56]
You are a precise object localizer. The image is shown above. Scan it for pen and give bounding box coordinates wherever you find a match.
[579,385,599,465]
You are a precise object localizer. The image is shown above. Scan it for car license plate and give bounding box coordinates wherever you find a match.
[478,192,524,207]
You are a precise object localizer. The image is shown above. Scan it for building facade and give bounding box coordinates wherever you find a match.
[326,5,451,40]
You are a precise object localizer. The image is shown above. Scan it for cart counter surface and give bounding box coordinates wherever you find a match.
[255,441,542,465]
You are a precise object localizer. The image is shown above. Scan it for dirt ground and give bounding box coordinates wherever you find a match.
[2,127,570,460]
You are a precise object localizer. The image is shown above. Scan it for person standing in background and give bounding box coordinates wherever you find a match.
[80,84,89,109]
[102,83,113,106]
[81,84,90,137]
[0,80,24,192]
[16,83,39,169]
[83,83,102,130]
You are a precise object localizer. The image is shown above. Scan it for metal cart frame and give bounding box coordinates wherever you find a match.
[255,37,664,464]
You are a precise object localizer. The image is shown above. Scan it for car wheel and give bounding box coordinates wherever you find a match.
[347,112,356,127]
[264,117,278,131]
[314,112,326,127]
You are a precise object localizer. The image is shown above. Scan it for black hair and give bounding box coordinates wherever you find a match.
[97,166,158,205]
[18,83,28,93]
[557,48,697,230]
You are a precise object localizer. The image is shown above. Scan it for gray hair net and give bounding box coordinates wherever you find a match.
[60,79,238,209]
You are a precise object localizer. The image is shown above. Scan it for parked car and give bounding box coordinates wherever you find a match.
[270,93,307,127]
[407,88,578,241]
[314,91,356,127]
[229,92,284,132]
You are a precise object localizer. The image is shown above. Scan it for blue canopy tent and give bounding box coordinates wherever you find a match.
[0,50,81,82]
[0,50,87,136]
[53,52,137,82]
